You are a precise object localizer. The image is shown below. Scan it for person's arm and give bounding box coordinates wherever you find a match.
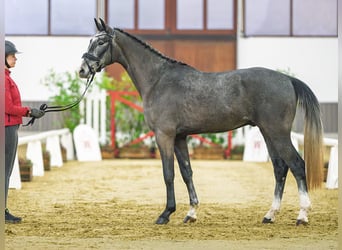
[5,80,30,116]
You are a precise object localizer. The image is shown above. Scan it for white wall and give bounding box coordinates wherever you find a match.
[237,37,338,103]
[6,36,90,101]
[236,0,338,103]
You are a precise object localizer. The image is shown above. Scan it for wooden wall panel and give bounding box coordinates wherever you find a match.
[171,40,236,72]
[106,39,236,78]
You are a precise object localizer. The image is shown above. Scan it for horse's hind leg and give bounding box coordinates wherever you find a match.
[263,134,311,225]
[285,150,311,225]
[262,156,289,223]
[175,135,199,223]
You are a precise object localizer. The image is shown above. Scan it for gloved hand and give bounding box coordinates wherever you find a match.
[30,108,45,118]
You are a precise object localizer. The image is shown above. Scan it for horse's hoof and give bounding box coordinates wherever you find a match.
[183,215,197,223]
[262,217,274,224]
[155,216,169,225]
[296,219,308,226]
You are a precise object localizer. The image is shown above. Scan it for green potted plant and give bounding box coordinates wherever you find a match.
[42,69,85,132]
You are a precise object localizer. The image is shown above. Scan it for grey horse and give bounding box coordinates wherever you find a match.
[79,19,323,226]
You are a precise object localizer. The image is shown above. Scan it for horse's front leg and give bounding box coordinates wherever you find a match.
[174,136,199,223]
[155,131,176,224]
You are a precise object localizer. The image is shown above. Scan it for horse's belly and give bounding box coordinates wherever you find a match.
[179,108,248,134]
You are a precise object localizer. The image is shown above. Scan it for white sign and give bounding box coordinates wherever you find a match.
[73,124,102,161]
[243,127,269,162]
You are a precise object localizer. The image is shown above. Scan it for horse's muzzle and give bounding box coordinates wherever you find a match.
[79,59,94,79]
[78,66,89,79]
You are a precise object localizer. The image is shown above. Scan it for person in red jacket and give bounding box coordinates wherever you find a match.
[5,40,45,223]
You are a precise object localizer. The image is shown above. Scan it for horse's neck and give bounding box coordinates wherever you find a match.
[114,30,166,99]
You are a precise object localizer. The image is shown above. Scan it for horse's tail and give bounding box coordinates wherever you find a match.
[290,77,323,190]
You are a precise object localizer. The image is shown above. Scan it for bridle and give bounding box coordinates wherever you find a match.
[82,32,114,75]
[24,32,114,126]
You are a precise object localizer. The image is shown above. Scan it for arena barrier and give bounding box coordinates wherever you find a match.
[9,128,74,189]
[291,132,338,189]
[243,128,338,189]
[79,86,107,145]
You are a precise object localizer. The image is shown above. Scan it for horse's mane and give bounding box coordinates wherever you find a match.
[114,28,189,67]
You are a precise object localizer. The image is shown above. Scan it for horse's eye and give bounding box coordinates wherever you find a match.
[98,40,105,45]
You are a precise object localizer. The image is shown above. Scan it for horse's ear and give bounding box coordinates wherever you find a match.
[99,18,113,34]
[99,18,108,32]
[99,18,106,27]
[94,18,103,31]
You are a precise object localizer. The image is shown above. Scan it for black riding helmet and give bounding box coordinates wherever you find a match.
[5,40,21,68]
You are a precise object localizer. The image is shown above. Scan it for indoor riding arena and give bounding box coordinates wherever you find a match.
[5,159,338,249]
[5,1,338,249]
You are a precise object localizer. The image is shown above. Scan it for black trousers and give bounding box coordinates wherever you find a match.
[5,125,19,208]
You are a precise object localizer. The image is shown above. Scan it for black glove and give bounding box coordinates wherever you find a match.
[30,108,45,118]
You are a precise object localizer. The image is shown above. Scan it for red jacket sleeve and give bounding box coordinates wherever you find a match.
[5,78,30,116]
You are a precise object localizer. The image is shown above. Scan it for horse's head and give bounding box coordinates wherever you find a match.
[79,18,115,79]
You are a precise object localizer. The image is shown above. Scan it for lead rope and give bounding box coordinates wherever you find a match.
[23,73,95,126]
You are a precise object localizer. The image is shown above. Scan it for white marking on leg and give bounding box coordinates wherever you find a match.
[187,205,197,219]
[184,205,198,223]
[297,191,311,223]
[264,198,281,222]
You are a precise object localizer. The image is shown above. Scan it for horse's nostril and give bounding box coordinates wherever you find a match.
[79,68,85,77]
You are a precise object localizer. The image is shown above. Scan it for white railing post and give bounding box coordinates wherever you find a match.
[100,90,107,145]
[60,132,75,160]
[46,135,63,167]
[79,99,85,124]
[326,145,338,189]
[93,98,100,139]
[9,152,21,189]
[26,140,44,176]
[82,85,108,145]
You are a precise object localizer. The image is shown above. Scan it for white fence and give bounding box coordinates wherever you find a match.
[243,128,338,189]
[292,132,338,189]
[79,86,107,145]
[9,129,74,189]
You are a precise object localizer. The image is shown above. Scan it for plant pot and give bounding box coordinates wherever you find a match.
[192,145,224,160]
[230,154,243,160]
[101,145,115,159]
[324,162,329,182]
[43,151,51,171]
[118,146,152,159]
[61,145,67,162]
[229,145,245,160]
[19,158,33,182]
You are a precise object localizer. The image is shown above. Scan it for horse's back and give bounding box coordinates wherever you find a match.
[203,67,298,131]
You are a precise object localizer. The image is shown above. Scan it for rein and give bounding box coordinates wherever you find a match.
[23,73,95,126]
[24,31,114,126]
